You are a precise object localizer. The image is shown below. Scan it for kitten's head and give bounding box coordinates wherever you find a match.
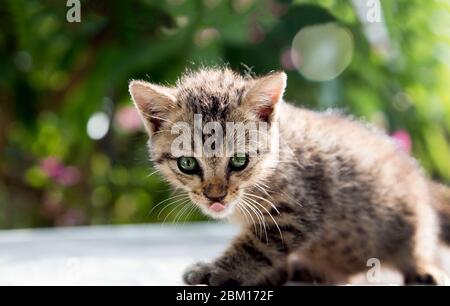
[129,68,286,219]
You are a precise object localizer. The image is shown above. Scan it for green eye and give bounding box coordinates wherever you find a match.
[177,157,199,174]
[229,154,248,171]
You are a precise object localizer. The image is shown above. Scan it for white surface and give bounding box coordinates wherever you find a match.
[0,223,238,285]
[1,223,449,285]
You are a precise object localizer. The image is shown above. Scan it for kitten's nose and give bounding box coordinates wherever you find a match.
[203,185,227,202]
[204,193,227,202]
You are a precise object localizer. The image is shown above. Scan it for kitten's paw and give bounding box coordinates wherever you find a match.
[404,265,449,286]
[183,262,240,286]
[183,262,212,285]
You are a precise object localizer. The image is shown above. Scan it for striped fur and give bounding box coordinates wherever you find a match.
[130,68,450,285]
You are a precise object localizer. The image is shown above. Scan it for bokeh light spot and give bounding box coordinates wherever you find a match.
[14,51,33,72]
[232,0,254,13]
[291,23,354,82]
[115,106,142,133]
[87,112,110,140]
[194,28,220,47]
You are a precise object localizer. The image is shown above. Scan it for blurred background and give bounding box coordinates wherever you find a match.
[0,0,449,229]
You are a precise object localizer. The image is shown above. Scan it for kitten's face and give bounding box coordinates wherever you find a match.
[130,68,286,219]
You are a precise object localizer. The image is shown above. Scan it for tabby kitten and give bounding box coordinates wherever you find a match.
[129,68,450,285]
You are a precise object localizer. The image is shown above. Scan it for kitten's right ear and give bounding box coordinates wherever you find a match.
[129,80,177,134]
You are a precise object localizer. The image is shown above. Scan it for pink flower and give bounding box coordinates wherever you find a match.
[115,105,143,132]
[391,130,412,154]
[281,49,296,71]
[56,166,81,187]
[40,157,65,178]
[269,0,288,17]
[40,157,81,186]
[248,22,265,44]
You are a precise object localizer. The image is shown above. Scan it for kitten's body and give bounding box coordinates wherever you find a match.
[248,103,441,284]
[130,68,450,285]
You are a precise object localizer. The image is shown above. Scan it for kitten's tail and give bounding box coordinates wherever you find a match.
[431,182,450,245]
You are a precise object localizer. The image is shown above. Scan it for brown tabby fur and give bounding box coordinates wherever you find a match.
[129,67,450,285]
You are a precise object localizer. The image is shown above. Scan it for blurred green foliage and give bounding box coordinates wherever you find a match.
[0,0,449,229]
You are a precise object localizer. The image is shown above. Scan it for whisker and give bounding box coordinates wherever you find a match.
[240,199,262,241]
[147,168,161,178]
[236,204,250,229]
[143,114,174,125]
[241,198,268,244]
[183,204,198,225]
[152,128,174,136]
[149,193,189,216]
[162,199,191,224]
[157,197,190,219]
[238,201,258,237]
[254,182,273,200]
[243,196,283,242]
[173,202,194,225]
[243,192,280,215]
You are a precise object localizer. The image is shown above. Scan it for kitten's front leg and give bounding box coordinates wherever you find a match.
[183,230,292,286]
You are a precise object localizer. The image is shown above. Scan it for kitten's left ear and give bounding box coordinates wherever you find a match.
[243,71,287,122]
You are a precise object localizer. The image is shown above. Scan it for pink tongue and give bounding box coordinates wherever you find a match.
[210,202,226,212]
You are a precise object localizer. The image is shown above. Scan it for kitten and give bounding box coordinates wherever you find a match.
[129,67,450,285]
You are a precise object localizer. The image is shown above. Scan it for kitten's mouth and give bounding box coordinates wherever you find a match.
[209,202,226,212]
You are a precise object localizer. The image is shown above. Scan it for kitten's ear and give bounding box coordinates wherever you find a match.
[243,71,287,122]
[129,80,177,134]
